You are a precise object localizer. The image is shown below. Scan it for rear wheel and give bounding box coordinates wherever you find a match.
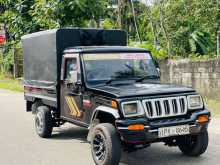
[35,106,53,138]
[91,123,121,165]
[177,130,209,157]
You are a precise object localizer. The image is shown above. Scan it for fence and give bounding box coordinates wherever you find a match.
[159,59,220,100]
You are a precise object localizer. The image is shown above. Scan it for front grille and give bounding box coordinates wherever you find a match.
[142,96,187,119]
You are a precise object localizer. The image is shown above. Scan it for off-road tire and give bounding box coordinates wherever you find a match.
[91,123,121,165]
[177,130,209,157]
[35,106,53,138]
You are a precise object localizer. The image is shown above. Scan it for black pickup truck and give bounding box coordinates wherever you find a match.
[22,28,210,165]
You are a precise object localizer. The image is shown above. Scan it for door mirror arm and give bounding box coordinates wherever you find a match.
[74,81,82,93]
[75,81,82,87]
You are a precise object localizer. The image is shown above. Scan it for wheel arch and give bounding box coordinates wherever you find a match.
[90,106,120,126]
[31,99,43,114]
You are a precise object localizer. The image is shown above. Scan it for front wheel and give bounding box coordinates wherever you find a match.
[35,106,53,138]
[177,130,209,157]
[91,123,121,165]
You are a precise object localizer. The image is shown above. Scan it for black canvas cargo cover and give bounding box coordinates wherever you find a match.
[22,28,127,90]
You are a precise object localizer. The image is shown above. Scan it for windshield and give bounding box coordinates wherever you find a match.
[82,52,159,84]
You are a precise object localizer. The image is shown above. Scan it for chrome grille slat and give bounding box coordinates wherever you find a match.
[142,96,187,119]
[180,98,185,113]
[151,101,157,117]
[168,99,174,116]
[176,98,181,114]
[164,100,169,115]
[173,99,178,114]
[155,101,161,116]
[160,100,165,116]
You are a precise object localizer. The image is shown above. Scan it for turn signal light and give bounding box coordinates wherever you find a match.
[111,100,118,109]
[197,115,209,123]
[128,124,145,131]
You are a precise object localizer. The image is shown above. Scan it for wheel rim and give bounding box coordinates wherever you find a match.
[92,132,107,162]
[35,112,44,133]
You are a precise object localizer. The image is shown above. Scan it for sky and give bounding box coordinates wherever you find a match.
[139,0,153,6]
[109,0,153,8]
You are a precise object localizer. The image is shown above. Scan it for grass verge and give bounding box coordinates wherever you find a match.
[204,98,220,117]
[0,75,23,92]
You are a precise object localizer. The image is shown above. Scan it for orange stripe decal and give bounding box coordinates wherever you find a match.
[65,96,82,118]
[65,96,77,116]
[69,97,79,116]
[70,97,82,117]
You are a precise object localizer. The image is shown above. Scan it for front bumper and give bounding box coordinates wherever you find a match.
[116,109,210,143]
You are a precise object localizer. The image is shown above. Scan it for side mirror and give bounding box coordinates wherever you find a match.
[70,71,82,89]
[70,70,78,83]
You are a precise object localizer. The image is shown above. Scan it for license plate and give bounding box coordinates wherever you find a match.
[158,125,190,138]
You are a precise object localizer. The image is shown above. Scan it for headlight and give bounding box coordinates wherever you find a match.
[121,101,144,117]
[187,95,204,110]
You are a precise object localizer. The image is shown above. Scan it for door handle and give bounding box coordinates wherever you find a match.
[66,83,72,88]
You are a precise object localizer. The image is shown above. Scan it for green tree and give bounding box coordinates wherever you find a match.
[0,0,219,61]
[163,0,217,56]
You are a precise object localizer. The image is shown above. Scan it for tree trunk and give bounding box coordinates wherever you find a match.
[158,0,171,56]
[117,0,123,29]
[96,18,101,28]
[216,0,220,56]
[130,0,142,43]
[217,32,219,56]
[144,1,159,48]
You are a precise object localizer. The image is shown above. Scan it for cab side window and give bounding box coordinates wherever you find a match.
[65,58,77,80]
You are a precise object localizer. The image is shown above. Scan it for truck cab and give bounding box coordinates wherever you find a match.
[22,29,210,165]
[59,47,161,126]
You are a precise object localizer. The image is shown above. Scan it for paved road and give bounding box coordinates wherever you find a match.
[0,89,220,165]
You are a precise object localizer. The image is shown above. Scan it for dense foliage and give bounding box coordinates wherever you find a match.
[0,0,219,73]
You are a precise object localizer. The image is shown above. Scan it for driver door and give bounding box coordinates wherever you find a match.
[60,54,84,122]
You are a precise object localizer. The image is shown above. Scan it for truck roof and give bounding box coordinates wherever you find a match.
[63,46,150,54]
[22,28,127,90]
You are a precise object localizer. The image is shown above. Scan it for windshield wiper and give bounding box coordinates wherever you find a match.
[105,79,116,85]
[136,75,160,82]
[105,78,135,85]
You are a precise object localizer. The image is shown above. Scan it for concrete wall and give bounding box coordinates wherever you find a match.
[159,59,220,100]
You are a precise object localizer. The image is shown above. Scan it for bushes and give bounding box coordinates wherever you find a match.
[129,41,168,60]
[0,41,23,76]
[129,41,220,61]
[0,48,14,75]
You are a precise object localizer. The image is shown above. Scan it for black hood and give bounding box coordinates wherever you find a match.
[88,83,196,98]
